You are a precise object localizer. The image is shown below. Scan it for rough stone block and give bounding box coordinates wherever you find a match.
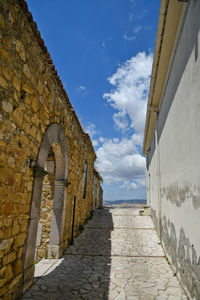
[0,76,8,88]
[20,134,29,145]
[13,107,23,127]
[22,83,34,94]
[7,157,15,168]
[37,80,44,95]
[0,139,7,148]
[16,40,26,61]
[31,96,40,112]
[0,265,13,288]
[31,113,40,126]
[1,202,13,215]
[0,238,13,252]
[0,283,9,297]
[14,233,26,248]
[13,259,22,276]
[23,64,31,79]
[13,76,21,91]
[2,101,13,113]
[0,216,12,228]
[2,252,16,265]
[37,248,46,258]
[8,274,22,291]
[2,67,12,81]
[17,247,23,259]
[29,125,37,138]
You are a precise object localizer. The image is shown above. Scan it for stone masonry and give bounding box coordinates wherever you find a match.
[0,0,103,298]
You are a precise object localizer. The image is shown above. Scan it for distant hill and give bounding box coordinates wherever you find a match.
[103,199,146,206]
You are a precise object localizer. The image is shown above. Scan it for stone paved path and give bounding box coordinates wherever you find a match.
[22,205,188,300]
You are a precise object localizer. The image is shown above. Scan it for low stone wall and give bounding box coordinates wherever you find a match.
[0,0,102,298]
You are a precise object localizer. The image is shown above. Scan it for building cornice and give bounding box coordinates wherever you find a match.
[143,0,183,155]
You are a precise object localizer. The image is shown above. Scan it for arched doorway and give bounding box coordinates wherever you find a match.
[22,123,68,288]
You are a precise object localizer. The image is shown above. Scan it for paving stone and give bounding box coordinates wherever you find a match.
[22,204,187,300]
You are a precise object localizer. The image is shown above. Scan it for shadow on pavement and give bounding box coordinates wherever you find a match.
[22,208,113,300]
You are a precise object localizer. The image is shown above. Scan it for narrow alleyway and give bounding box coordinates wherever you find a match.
[22,205,187,300]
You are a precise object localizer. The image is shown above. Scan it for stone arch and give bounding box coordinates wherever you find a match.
[23,123,68,283]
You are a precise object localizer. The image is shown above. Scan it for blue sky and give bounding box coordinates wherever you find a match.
[26,0,160,201]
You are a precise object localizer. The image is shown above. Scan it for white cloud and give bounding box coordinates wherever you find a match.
[113,111,129,131]
[84,123,97,138]
[76,85,87,93]
[95,134,146,185]
[120,181,137,190]
[123,34,136,41]
[99,137,105,143]
[92,140,99,147]
[94,52,153,194]
[103,52,153,134]
[123,25,142,42]
[84,123,100,149]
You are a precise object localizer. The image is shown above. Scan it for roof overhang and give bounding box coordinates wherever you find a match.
[143,0,184,155]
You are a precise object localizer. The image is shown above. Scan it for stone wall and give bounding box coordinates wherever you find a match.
[0,0,102,298]
[92,169,103,210]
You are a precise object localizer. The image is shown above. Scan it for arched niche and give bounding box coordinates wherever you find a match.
[22,123,68,283]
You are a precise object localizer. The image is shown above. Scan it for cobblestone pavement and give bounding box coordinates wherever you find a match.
[22,205,188,300]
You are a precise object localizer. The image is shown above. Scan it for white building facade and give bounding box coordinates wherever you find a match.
[143,0,200,299]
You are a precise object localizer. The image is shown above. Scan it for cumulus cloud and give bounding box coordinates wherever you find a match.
[95,52,153,193]
[120,181,138,190]
[95,135,146,186]
[103,52,153,134]
[99,137,105,143]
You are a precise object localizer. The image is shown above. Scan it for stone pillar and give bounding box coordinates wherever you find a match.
[23,167,47,290]
[48,180,66,258]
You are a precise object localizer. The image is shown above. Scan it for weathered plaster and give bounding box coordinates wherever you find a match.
[151,209,200,299]
[162,215,200,300]
[162,183,200,209]
[146,1,200,298]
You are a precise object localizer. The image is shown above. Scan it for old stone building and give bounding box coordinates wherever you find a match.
[143,0,200,299]
[0,0,103,298]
